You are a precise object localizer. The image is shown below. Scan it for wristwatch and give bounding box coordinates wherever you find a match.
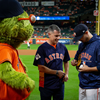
[56,70,59,76]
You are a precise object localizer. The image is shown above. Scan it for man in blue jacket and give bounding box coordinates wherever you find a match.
[71,23,100,100]
[33,24,70,100]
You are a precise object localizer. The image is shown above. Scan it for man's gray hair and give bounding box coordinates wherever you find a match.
[47,24,61,33]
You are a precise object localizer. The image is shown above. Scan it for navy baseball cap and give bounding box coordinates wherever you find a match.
[73,24,88,42]
[0,0,23,18]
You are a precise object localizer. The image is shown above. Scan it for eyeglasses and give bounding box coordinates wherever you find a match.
[18,14,36,23]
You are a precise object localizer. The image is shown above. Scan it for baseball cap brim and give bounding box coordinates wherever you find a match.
[73,34,83,42]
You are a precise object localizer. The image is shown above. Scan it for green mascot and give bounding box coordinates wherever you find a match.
[0,0,35,100]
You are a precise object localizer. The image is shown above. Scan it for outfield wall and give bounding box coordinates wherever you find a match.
[24,38,74,44]
[25,38,74,44]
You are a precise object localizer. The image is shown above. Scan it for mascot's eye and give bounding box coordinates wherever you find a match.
[18,14,36,23]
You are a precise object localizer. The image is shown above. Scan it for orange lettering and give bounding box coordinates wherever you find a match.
[52,53,55,59]
[60,54,64,60]
[81,52,92,61]
[49,55,53,61]
[81,53,84,58]
[86,53,89,59]
[84,53,86,58]
[56,53,59,59]
[45,58,50,63]
[88,55,91,60]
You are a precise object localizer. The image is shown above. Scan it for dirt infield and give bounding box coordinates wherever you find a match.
[18,50,76,58]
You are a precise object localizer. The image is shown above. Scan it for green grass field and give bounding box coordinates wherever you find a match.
[19,44,79,100]
[18,44,78,50]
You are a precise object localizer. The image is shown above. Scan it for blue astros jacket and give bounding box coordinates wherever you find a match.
[33,42,70,89]
[75,34,100,89]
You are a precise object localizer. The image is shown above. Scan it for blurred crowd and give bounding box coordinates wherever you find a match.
[18,0,96,38]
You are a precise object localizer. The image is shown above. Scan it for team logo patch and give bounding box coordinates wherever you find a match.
[35,54,41,60]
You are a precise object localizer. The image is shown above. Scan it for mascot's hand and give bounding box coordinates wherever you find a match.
[0,62,35,92]
[26,77,35,92]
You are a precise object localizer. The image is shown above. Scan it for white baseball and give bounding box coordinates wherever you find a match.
[80,64,83,68]
[31,15,36,22]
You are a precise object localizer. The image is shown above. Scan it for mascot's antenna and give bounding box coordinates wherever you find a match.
[18,14,36,23]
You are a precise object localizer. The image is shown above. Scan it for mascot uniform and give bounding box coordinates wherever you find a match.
[0,0,35,100]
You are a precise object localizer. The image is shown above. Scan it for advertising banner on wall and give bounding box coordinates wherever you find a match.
[58,39,70,44]
[19,2,39,6]
[35,38,71,44]
[36,39,48,44]
[41,1,54,6]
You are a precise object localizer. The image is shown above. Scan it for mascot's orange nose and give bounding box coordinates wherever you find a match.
[18,14,36,23]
